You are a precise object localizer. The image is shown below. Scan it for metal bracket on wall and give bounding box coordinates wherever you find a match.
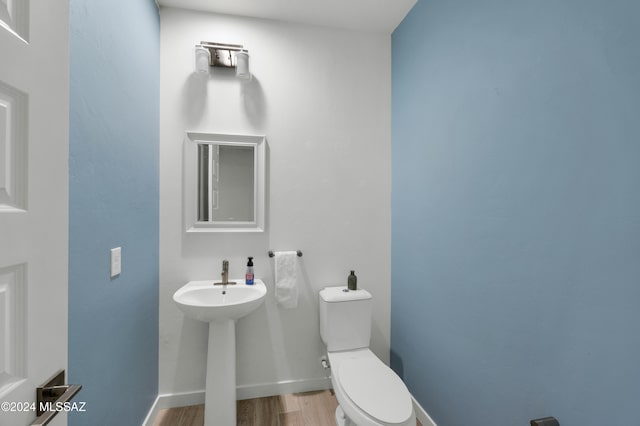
[530,417,560,426]
[31,369,82,426]
[199,41,245,68]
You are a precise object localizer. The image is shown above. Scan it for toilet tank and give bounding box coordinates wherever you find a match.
[319,286,372,352]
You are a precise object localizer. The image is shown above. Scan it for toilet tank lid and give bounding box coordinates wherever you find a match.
[320,286,372,302]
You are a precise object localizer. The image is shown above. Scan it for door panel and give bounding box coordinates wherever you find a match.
[0,0,69,424]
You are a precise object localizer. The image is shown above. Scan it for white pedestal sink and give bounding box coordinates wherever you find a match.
[173,279,267,426]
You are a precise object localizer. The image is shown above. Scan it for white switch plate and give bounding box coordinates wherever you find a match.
[110,247,121,277]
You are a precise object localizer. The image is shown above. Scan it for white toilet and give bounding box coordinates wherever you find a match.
[319,286,416,426]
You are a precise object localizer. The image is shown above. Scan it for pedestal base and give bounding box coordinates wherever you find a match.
[204,320,236,426]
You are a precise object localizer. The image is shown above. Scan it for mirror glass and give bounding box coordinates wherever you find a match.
[185,132,265,232]
[197,144,255,222]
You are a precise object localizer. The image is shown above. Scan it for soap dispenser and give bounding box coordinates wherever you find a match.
[245,257,254,285]
[348,270,357,290]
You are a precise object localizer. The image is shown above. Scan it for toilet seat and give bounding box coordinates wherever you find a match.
[338,358,413,424]
[328,349,415,426]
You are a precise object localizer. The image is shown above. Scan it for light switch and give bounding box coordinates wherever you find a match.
[110,247,121,278]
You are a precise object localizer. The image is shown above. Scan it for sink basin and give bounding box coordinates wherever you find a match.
[173,280,266,322]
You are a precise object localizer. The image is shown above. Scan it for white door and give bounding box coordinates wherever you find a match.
[0,0,70,425]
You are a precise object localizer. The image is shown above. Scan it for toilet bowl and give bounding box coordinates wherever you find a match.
[319,286,415,426]
[328,348,415,426]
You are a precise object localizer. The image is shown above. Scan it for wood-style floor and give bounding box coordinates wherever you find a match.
[153,390,335,426]
[153,390,422,425]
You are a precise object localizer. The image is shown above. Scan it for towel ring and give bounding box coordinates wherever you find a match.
[268,250,303,258]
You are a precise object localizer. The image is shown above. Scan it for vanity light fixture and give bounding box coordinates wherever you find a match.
[194,42,251,79]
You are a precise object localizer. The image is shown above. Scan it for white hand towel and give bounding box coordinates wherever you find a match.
[275,251,298,309]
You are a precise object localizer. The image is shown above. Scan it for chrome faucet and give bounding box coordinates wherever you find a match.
[221,260,229,284]
[214,260,235,285]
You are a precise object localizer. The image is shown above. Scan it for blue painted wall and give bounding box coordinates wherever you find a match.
[69,0,159,424]
[391,0,640,424]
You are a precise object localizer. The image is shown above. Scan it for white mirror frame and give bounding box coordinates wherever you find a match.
[184,132,266,232]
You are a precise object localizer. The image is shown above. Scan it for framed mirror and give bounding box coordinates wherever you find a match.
[184,132,265,232]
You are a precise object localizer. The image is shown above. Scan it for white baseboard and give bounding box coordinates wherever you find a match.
[237,376,332,400]
[412,394,437,426]
[141,390,205,426]
[142,377,332,426]
[141,394,160,426]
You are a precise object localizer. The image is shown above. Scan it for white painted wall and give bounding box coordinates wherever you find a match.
[159,7,391,398]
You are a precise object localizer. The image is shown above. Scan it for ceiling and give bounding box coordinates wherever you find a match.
[156,0,417,33]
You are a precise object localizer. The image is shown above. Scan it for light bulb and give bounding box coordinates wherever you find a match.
[235,50,250,80]
[195,46,210,74]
